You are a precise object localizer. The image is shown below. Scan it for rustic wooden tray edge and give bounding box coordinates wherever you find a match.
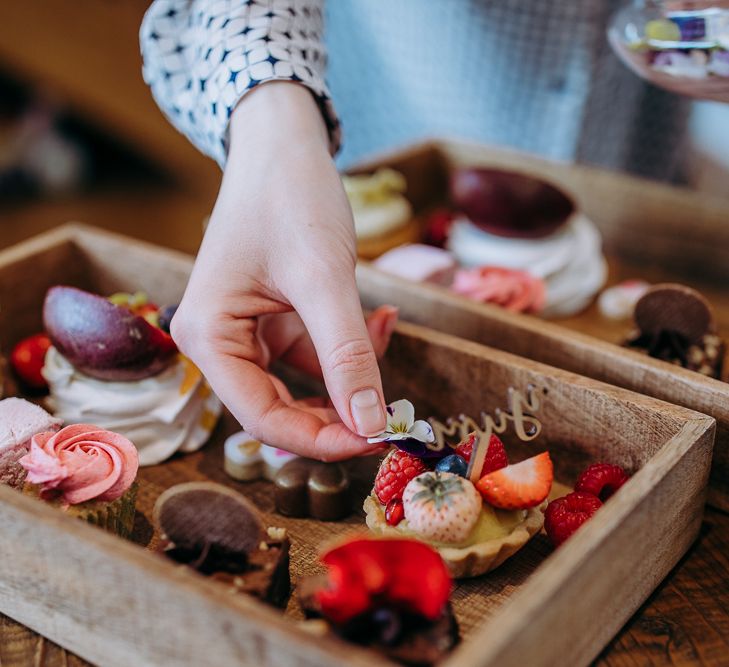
[0,484,391,667]
[447,416,713,667]
[0,223,716,667]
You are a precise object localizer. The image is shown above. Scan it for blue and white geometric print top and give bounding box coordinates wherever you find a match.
[141,0,688,180]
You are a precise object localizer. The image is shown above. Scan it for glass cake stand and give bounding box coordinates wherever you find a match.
[609,1,729,103]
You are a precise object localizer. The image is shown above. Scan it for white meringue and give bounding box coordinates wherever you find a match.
[43,347,221,466]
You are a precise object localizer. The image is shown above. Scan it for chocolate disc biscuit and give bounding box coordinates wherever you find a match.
[153,481,265,554]
[634,283,715,343]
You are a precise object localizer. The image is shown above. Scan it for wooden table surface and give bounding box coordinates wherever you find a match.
[0,188,728,666]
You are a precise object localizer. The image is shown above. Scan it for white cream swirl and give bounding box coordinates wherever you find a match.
[43,348,221,466]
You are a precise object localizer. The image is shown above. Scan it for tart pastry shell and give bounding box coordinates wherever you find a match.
[363,494,546,579]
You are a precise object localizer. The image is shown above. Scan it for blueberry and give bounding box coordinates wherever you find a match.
[372,608,402,646]
[158,304,179,333]
[435,454,468,477]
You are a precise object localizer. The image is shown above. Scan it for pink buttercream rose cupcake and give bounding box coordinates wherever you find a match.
[20,423,139,537]
[451,266,546,314]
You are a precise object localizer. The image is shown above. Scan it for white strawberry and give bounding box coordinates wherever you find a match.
[402,471,481,543]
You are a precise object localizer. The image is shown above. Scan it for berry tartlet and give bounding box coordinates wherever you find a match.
[363,400,552,578]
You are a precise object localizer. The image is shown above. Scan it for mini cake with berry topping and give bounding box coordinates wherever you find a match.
[41,286,222,465]
[363,400,552,578]
[298,537,459,665]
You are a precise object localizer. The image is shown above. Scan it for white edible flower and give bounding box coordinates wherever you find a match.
[367,399,435,444]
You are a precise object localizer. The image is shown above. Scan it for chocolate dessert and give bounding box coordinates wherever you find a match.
[625,284,725,379]
[299,575,459,666]
[153,482,290,608]
[298,537,459,666]
[274,458,351,521]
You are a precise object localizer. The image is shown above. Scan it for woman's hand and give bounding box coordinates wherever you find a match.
[171,82,392,460]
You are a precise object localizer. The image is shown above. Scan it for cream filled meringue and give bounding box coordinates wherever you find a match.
[43,347,221,466]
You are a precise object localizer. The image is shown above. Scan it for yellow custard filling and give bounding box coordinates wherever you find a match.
[370,496,525,549]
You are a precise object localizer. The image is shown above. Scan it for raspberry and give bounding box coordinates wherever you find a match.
[455,433,508,476]
[574,463,629,502]
[385,497,404,526]
[374,450,427,505]
[544,492,602,547]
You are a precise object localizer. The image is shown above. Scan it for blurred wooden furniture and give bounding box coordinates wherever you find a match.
[0,0,220,197]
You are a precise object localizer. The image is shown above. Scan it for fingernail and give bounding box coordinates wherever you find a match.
[350,388,386,437]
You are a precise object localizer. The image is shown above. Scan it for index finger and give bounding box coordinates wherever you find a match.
[199,350,381,461]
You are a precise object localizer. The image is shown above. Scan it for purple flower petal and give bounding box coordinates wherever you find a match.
[393,438,450,459]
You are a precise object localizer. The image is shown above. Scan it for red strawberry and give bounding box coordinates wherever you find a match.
[574,463,629,502]
[455,432,508,476]
[317,538,451,625]
[544,492,603,546]
[423,208,454,247]
[476,451,553,510]
[385,497,404,526]
[10,333,52,389]
[374,450,427,505]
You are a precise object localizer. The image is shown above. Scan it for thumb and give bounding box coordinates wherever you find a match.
[292,276,387,438]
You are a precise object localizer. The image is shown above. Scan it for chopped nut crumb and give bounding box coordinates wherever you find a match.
[688,347,703,364]
[267,526,286,540]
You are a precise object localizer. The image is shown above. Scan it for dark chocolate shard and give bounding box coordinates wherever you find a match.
[161,531,291,608]
[153,481,265,554]
[274,458,351,521]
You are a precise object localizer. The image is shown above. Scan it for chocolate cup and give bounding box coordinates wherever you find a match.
[274,458,351,521]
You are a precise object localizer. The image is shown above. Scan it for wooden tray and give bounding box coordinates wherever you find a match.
[0,224,716,667]
[347,138,729,510]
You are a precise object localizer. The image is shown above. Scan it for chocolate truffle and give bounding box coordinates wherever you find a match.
[274,458,351,521]
[153,482,290,608]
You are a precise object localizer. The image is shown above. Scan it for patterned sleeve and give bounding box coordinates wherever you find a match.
[140,0,341,167]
